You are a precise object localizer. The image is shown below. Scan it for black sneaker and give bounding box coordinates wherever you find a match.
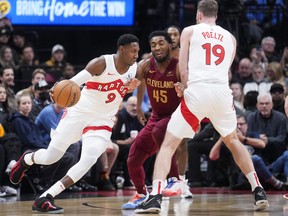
[253,186,269,211]
[77,180,98,192]
[135,194,162,214]
[32,194,64,213]
[10,150,33,185]
[97,178,116,191]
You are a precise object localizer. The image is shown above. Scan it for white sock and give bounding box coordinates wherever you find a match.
[179,175,186,181]
[24,153,34,166]
[40,181,66,198]
[150,180,165,195]
[246,171,262,191]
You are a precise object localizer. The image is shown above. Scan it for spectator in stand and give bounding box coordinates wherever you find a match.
[11,30,32,64]
[0,83,21,176]
[44,44,66,69]
[16,68,46,99]
[249,45,268,71]
[230,81,245,111]
[270,83,286,114]
[0,45,16,69]
[0,66,17,112]
[19,45,39,67]
[244,90,259,115]
[59,63,75,81]
[280,46,288,77]
[0,26,11,49]
[29,80,51,122]
[233,58,253,86]
[266,61,288,94]
[247,93,287,165]
[43,44,67,84]
[243,64,272,95]
[10,93,79,192]
[111,96,143,188]
[0,84,14,115]
[0,83,21,197]
[260,36,281,63]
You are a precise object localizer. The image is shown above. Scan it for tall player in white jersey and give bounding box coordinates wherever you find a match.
[9,34,140,214]
[135,0,269,214]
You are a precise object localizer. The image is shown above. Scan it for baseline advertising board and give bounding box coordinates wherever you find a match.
[0,0,134,26]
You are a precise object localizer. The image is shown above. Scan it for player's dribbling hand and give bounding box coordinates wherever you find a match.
[174,82,185,97]
[49,82,58,103]
[125,78,141,93]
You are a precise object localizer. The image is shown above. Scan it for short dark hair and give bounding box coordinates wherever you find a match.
[197,0,218,17]
[0,66,14,76]
[117,34,139,47]
[165,25,182,35]
[148,30,172,44]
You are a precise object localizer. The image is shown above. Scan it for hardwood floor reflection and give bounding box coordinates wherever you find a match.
[0,188,286,215]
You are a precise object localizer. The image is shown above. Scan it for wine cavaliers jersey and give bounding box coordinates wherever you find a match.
[146,57,181,117]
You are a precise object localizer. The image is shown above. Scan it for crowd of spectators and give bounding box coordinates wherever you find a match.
[1,1,288,198]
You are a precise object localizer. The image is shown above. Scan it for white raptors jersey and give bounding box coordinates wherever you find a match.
[73,54,137,117]
[187,23,235,86]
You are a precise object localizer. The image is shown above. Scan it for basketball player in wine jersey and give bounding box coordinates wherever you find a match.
[122,30,184,210]
[10,34,140,213]
[136,0,269,213]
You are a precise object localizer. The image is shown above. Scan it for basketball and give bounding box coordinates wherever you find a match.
[52,80,81,107]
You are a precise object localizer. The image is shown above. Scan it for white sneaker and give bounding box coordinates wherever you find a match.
[180,179,193,199]
[1,186,17,196]
[5,160,16,174]
[0,187,6,197]
[162,177,182,197]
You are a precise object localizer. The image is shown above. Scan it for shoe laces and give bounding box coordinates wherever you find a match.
[129,193,145,203]
[165,178,178,189]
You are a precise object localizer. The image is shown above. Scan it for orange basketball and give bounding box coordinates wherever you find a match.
[52,80,81,107]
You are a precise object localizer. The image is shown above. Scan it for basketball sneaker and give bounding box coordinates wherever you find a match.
[32,194,64,213]
[10,150,33,185]
[181,179,193,199]
[135,194,162,214]
[252,186,269,211]
[162,177,182,197]
[122,192,148,210]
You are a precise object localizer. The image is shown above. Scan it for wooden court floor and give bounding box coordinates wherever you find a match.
[0,188,287,216]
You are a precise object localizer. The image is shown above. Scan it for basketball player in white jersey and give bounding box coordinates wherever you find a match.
[10,34,140,213]
[135,0,269,214]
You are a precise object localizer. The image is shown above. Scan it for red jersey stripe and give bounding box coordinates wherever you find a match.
[180,99,200,132]
[82,126,112,134]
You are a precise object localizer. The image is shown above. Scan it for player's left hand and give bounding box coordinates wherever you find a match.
[125,78,141,93]
[174,82,185,97]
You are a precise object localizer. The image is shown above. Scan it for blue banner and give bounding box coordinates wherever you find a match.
[1,0,134,26]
